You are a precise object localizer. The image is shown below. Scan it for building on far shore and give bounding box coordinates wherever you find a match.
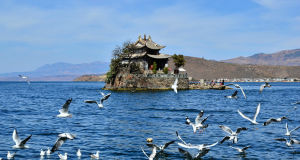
[121,35,171,72]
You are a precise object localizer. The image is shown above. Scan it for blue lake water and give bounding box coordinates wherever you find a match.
[0,82,299,159]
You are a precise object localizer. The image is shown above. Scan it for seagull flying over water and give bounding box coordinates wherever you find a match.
[141,147,156,160]
[12,129,32,148]
[225,90,238,99]
[57,98,72,118]
[176,131,218,151]
[146,140,175,152]
[219,125,247,144]
[285,123,300,137]
[226,83,246,99]
[51,133,75,153]
[18,75,30,84]
[263,116,287,126]
[230,145,251,153]
[238,103,261,125]
[178,148,210,160]
[85,92,111,108]
[185,110,209,133]
[171,78,178,93]
[259,82,271,93]
[275,138,300,147]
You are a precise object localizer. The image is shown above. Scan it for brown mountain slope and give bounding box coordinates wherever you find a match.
[222,49,300,66]
[169,56,300,80]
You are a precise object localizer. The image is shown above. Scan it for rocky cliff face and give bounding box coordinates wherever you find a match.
[104,72,189,90]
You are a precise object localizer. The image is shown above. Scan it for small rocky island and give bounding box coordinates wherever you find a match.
[103,35,228,91]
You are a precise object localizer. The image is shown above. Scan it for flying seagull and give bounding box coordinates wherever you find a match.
[237,103,261,125]
[12,129,32,148]
[90,151,100,159]
[226,83,246,99]
[7,151,16,160]
[219,125,247,144]
[185,110,209,133]
[178,141,218,151]
[275,138,300,147]
[230,146,251,153]
[58,152,67,160]
[146,140,175,152]
[57,98,72,118]
[263,117,287,126]
[18,75,30,84]
[51,133,75,153]
[285,123,300,137]
[259,82,271,93]
[225,90,238,99]
[171,78,178,93]
[141,147,156,160]
[85,92,111,108]
[178,148,210,160]
[176,131,218,151]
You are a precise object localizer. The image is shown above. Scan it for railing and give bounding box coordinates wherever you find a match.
[131,73,188,78]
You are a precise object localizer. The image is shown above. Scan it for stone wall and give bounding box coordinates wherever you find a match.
[104,72,189,90]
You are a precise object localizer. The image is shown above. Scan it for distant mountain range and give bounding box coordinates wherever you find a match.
[222,49,300,66]
[0,61,109,81]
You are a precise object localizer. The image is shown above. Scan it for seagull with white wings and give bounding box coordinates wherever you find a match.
[141,147,156,160]
[285,123,300,137]
[226,83,247,99]
[51,133,75,153]
[57,98,72,118]
[263,116,287,126]
[12,129,32,148]
[230,145,251,153]
[176,131,218,151]
[171,78,178,93]
[185,110,209,133]
[259,82,271,93]
[219,125,247,144]
[18,75,30,84]
[238,103,261,125]
[85,92,111,108]
[275,138,300,147]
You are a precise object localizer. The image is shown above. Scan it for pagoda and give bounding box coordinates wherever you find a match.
[121,35,170,72]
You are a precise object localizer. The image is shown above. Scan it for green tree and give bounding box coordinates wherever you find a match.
[106,41,136,84]
[172,54,185,68]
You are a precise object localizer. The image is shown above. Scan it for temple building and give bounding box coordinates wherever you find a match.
[121,35,170,72]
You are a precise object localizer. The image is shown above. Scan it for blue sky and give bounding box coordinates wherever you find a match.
[1,0,300,73]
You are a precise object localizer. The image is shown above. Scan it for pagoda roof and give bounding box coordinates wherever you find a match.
[147,53,170,59]
[134,35,165,50]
